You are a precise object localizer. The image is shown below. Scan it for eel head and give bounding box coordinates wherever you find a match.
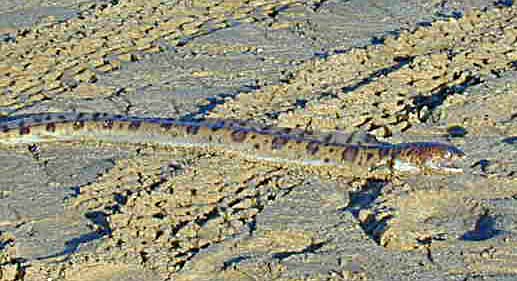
[393,142,465,174]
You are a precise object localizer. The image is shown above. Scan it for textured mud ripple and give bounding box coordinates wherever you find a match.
[210,7,517,138]
[0,0,314,114]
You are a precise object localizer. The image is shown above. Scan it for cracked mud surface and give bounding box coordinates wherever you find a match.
[1,0,517,280]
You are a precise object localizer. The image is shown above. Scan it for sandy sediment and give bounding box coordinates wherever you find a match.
[0,1,516,280]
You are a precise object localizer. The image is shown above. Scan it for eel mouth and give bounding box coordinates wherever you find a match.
[426,159,464,173]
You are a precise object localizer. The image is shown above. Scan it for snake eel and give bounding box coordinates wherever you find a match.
[0,112,465,177]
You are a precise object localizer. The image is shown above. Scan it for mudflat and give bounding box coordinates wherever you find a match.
[0,1,516,280]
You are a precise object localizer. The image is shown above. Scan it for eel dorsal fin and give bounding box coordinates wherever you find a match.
[201,118,383,145]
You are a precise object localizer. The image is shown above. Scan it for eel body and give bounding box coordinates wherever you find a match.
[0,112,465,177]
